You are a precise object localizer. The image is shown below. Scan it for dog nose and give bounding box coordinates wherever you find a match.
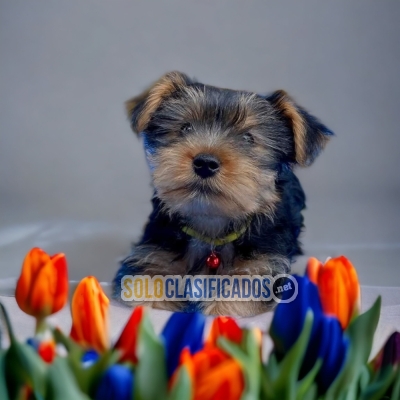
[193,154,220,178]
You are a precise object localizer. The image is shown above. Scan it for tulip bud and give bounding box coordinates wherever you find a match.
[372,331,400,372]
[270,275,348,392]
[207,316,243,347]
[95,365,134,400]
[81,350,99,368]
[161,312,205,377]
[114,306,144,364]
[70,276,109,352]
[176,347,244,400]
[306,256,360,329]
[15,248,68,319]
[37,341,56,363]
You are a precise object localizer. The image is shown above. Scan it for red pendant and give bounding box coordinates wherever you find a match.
[206,252,221,269]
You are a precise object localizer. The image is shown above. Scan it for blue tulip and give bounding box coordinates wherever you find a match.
[270,275,348,391]
[82,349,99,368]
[26,337,40,351]
[161,311,206,377]
[95,365,134,400]
[316,316,349,390]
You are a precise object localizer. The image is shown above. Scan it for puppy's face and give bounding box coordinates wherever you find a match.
[126,72,332,220]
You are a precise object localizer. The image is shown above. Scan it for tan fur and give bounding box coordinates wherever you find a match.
[203,254,289,316]
[117,246,188,309]
[123,245,188,276]
[151,137,279,220]
[136,254,290,316]
[126,71,189,133]
[270,90,308,165]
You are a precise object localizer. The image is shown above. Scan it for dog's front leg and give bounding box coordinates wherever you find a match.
[113,245,188,312]
[202,254,291,317]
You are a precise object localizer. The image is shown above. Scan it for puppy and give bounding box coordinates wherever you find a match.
[113,71,332,316]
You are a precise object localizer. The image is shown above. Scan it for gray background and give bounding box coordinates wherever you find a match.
[1,1,399,284]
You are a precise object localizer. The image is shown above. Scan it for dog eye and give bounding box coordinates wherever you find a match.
[180,123,193,133]
[243,133,254,144]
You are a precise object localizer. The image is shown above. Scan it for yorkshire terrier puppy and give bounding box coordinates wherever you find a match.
[113,71,332,316]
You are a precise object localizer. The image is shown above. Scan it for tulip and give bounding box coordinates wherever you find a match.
[114,306,144,364]
[70,276,109,352]
[37,341,56,363]
[306,256,360,329]
[161,312,205,377]
[270,275,348,391]
[206,316,243,347]
[15,248,68,320]
[95,365,134,400]
[175,347,244,400]
[81,350,100,368]
[372,331,400,373]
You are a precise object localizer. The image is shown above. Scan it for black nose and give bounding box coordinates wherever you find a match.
[193,154,220,178]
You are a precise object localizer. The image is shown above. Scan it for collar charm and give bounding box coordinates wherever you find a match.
[206,251,221,269]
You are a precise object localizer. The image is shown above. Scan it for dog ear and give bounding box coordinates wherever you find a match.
[125,71,192,134]
[266,90,333,166]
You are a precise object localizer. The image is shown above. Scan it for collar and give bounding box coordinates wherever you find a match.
[181,220,251,246]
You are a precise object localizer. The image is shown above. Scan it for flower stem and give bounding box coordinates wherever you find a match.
[35,317,47,335]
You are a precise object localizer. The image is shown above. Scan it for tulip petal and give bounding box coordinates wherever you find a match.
[38,341,56,364]
[316,317,348,390]
[70,276,109,352]
[194,358,243,400]
[29,259,57,318]
[15,248,52,315]
[318,256,360,329]
[207,316,242,347]
[270,275,323,357]
[50,253,68,314]
[95,365,134,400]
[177,347,244,400]
[162,312,205,377]
[114,306,144,363]
[306,257,323,285]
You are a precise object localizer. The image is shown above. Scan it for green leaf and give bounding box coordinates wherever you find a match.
[45,357,90,400]
[359,366,396,400]
[324,296,381,400]
[0,302,15,342]
[259,312,317,400]
[168,365,192,400]
[271,311,314,400]
[0,351,10,400]
[359,365,371,393]
[53,326,119,396]
[261,357,276,399]
[297,359,322,400]
[391,368,400,400]
[301,382,318,400]
[4,340,47,399]
[52,327,83,355]
[134,313,167,400]
[219,329,261,400]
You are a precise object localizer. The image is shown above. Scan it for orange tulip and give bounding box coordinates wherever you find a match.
[206,316,243,347]
[15,248,68,319]
[114,306,144,363]
[306,256,361,329]
[174,347,244,400]
[70,276,109,352]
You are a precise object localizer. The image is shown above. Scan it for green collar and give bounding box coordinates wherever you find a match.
[181,220,251,246]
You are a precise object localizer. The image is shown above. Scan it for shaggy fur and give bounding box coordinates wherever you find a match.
[113,71,333,316]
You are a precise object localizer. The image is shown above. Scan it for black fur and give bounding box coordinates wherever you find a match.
[113,72,332,315]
